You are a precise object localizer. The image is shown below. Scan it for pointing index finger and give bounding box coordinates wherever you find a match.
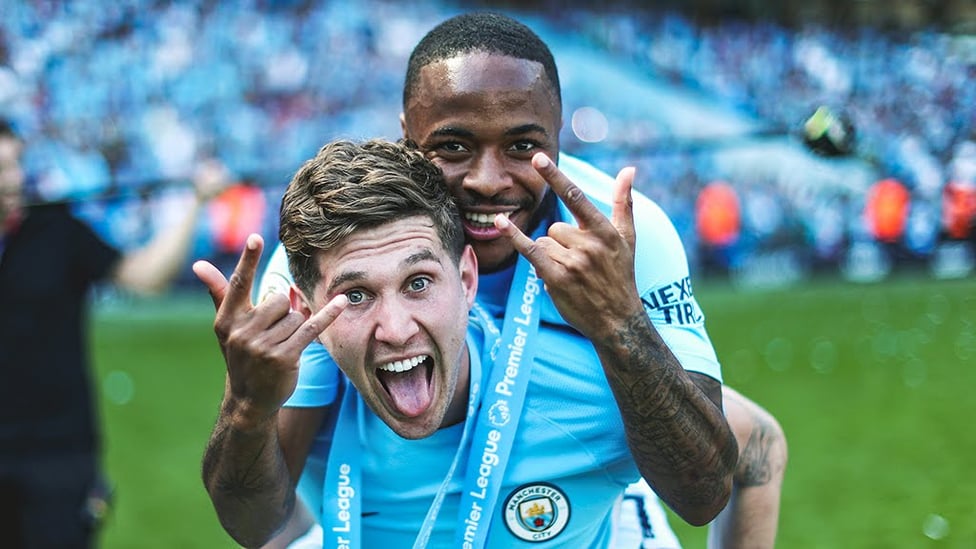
[532,153,604,230]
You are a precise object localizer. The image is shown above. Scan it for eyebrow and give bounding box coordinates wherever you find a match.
[325,248,443,295]
[430,123,549,139]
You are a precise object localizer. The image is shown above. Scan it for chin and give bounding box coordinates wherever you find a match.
[473,243,518,274]
[392,417,441,440]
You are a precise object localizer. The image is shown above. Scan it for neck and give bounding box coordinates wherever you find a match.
[440,344,472,429]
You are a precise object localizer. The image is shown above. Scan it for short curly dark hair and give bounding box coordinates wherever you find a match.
[279,138,464,297]
[403,12,561,109]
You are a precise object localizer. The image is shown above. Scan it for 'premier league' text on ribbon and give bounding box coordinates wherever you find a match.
[462,265,541,548]
[332,462,355,549]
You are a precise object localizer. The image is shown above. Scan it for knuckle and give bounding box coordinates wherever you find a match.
[297,315,324,341]
[227,272,251,293]
[564,185,583,204]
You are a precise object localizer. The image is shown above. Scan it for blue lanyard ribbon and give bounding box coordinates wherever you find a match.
[322,382,363,549]
[321,335,487,549]
[454,255,542,547]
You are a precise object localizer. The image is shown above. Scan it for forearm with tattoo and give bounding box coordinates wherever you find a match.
[596,311,738,526]
[203,408,294,548]
[735,409,786,487]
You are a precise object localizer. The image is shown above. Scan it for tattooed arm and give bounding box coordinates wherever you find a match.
[203,398,327,547]
[593,310,739,526]
[498,154,738,525]
[194,235,343,547]
[708,387,788,549]
[203,395,295,547]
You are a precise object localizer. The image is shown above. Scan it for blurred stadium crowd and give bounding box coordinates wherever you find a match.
[573,10,976,284]
[1,1,974,287]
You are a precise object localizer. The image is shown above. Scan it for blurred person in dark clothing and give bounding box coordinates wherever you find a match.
[0,117,228,548]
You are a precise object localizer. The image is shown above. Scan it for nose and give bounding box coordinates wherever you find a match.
[373,296,420,346]
[462,150,513,199]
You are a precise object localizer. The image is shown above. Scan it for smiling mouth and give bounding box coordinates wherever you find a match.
[463,211,512,229]
[376,354,433,417]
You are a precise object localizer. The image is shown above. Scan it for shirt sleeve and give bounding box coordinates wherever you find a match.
[286,340,341,407]
[631,194,723,382]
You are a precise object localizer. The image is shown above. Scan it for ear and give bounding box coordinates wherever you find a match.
[289,284,313,320]
[459,245,478,308]
[399,112,408,139]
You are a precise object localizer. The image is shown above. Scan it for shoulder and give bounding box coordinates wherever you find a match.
[556,153,688,288]
[257,241,294,302]
[29,203,115,248]
[26,202,74,224]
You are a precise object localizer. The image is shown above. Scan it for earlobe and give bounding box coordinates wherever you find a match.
[289,285,312,319]
[399,112,408,139]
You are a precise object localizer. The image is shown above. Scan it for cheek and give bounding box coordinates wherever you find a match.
[520,171,548,200]
[321,323,358,364]
[432,162,465,191]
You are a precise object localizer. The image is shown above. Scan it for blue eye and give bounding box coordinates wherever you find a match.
[409,278,429,292]
[346,289,366,304]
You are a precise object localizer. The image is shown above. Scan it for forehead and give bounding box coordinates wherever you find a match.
[406,52,560,127]
[315,217,450,292]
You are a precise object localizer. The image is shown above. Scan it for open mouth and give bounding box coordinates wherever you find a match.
[376,355,434,417]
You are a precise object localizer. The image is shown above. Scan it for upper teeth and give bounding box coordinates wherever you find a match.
[378,355,427,373]
[465,211,512,225]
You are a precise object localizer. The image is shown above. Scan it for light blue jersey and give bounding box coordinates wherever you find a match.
[287,310,635,547]
[256,153,720,547]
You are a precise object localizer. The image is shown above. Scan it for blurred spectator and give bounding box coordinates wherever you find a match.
[696,180,742,274]
[0,118,227,548]
[865,178,911,243]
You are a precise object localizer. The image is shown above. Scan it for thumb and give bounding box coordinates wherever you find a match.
[192,260,228,312]
[611,166,637,248]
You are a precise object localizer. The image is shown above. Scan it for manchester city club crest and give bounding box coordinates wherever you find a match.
[503,483,570,542]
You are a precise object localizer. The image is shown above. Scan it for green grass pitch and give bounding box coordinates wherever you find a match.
[90,276,976,548]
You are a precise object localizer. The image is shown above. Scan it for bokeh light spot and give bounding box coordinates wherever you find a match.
[922,513,949,540]
[809,338,837,374]
[103,370,135,405]
[571,106,609,143]
[764,337,792,371]
[955,329,976,361]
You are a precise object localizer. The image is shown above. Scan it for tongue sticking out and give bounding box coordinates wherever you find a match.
[378,360,433,417]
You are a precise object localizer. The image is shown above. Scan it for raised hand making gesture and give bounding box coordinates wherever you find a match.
[193,234,346,546]
[498,152,738,525]
[193,234,347,428]
[495,153,641,342]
